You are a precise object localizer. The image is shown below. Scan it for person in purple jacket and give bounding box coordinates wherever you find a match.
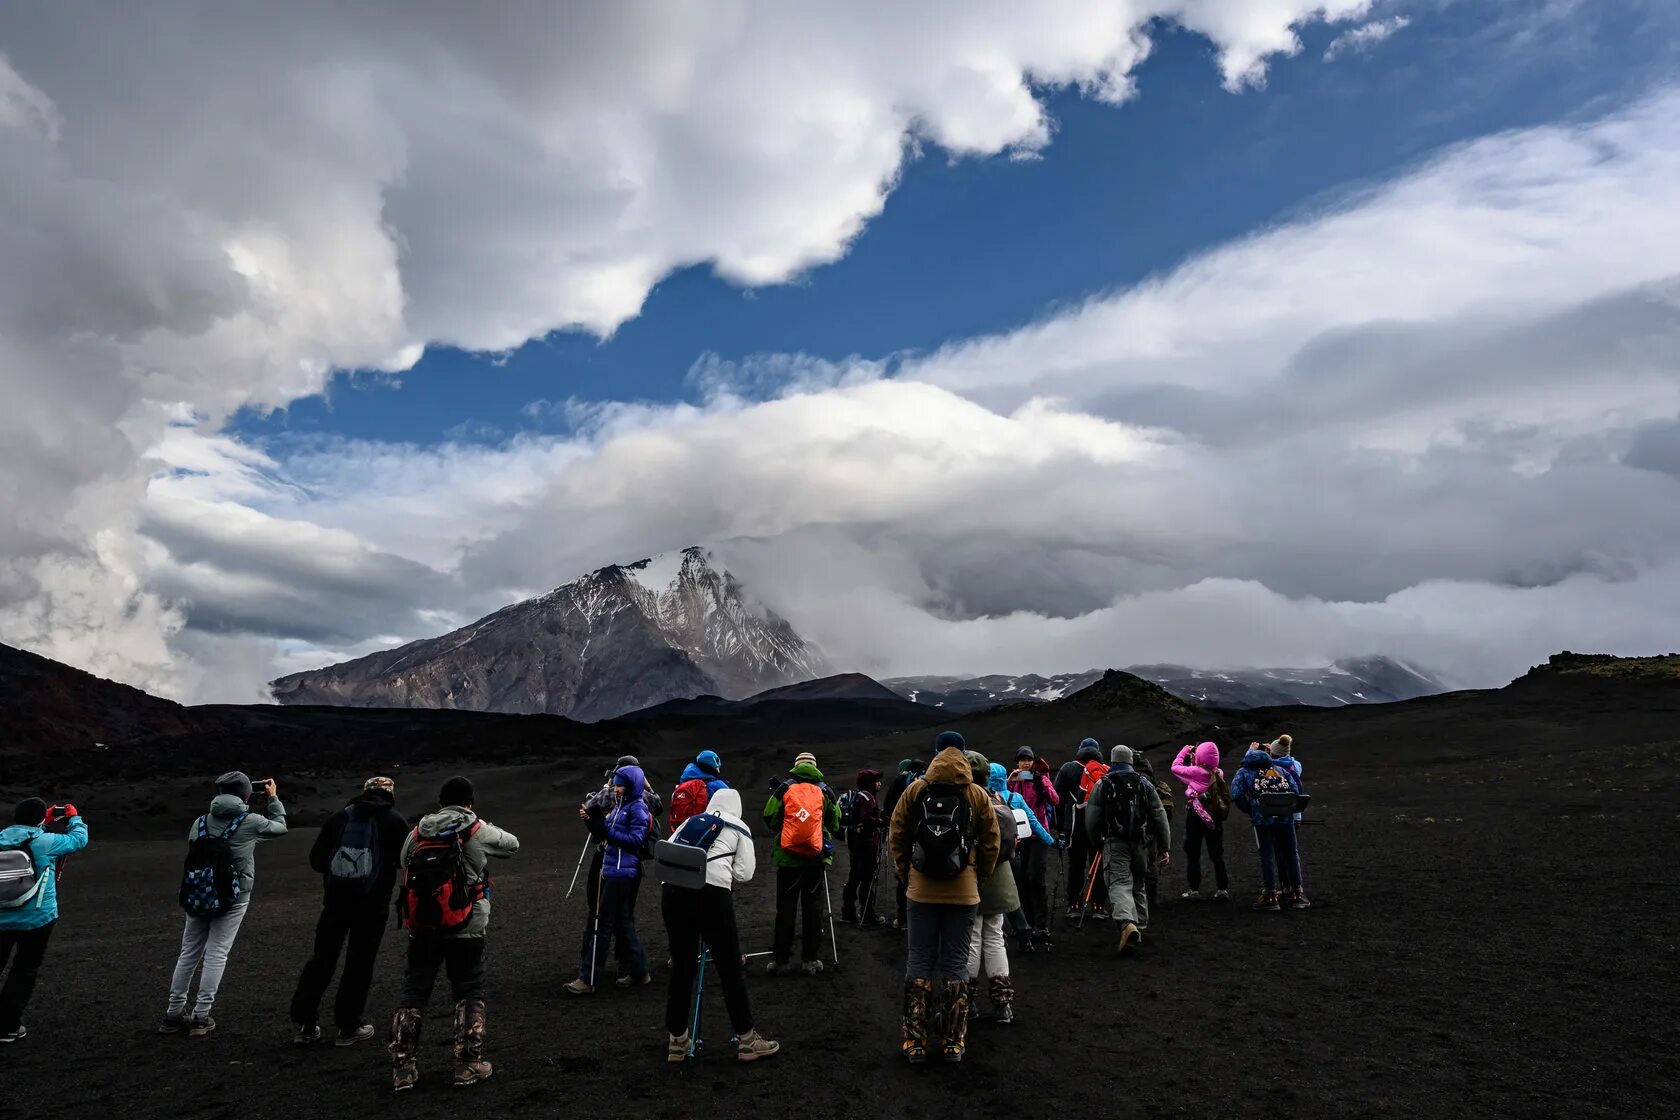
[566,765,651,994]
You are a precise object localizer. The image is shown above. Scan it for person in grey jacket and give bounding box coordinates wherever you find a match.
[161,771,288,1036]
[388,776,519,1092]
[1085,747,1169,956]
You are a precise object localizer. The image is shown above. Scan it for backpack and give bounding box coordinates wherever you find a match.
[653,813,749,891]
[778,781,827,859]
[1203,775,1232,822]
[180,813,247,918]
[1096,771,1148,844]
[669,778,711,832]
[0,836,45,910]
[400,820,486,934]
[1078,762,1109,804]
[990,794,1018,862]
[1253,765,1302,818]
[909,782,973,880]
[838,790,857,841]
[325,804,381,899]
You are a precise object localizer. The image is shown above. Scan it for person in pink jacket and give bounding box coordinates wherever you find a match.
[1172,742,1230,900]
[1006,749,1062,946]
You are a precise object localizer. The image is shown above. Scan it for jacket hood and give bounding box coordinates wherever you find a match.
[987,762,1010,793]
[1240,747,1274,770]
[0,824,41,844]
[857,767,882,790]
[1077,738,1102,762]
[615,764,647,799]
[208,793,249,818]
[788,761,825,782]
[695,750,722,775]
[1194,742,1221,770]
[679,761,710,783]
[923,746,973,786]
[708,788,744,819]
[418,805,478,838]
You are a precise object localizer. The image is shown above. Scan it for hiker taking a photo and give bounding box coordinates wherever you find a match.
[568,763,652,994]
[1173,742,1231,901]
[1231,744,1310,912]
[162,771,287,1037]
[0,797,89,1044]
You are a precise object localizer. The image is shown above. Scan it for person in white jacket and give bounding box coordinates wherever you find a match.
[659,788,779,1063]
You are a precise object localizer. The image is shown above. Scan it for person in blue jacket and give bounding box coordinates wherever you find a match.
[567,765,651,993]
[987,763,1056,952]
[1229,746,1307,912]
[0,798,90,1043]
[681,751,729,799]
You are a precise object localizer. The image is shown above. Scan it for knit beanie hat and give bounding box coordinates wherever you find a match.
[963,750,990,780]
[898,758,918,773]
[215,770,253,800]
[934,730,966,752]
[439,775,475,807]
[1077,738,1101,762]
[1015,745,1035,761]
[364,776,395,793]
[13,798,47,827]
[1110,745,1134,765]
[793,752,818,769]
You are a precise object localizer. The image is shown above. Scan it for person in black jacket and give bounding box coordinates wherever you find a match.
[840,768,884,926]
[879,759,923,931]
[288,776,407,1046]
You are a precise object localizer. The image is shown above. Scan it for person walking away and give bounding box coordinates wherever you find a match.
[1085,747,1169,955]
[762,753,840,975]
[388,776,519,1091]
[1061,741,1109,919]
[881,759,924,931]
[1130,746,1172,910]
[0,798,89,1043]
[1007,748,1060,947]
[841,768,885,926]
[1230,746,1308,912]
[289,776,408,1046]
[969,755,1024,1024]
[1173,743,1231,901]
[990,759,1054,951]
[1268,736,1307,899]
[659,789,779,1062]
[669,750,729,831]
[888,731,1000,1064]
[162,772,287,1036]
[568,764,652,993]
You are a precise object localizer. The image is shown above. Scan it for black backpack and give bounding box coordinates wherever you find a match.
[1097,771,1148,844]
[180,813,246,918]
[910,782,973,879]
[325,804,381,898]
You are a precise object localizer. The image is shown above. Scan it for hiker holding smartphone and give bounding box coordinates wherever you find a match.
[0,798,90,1044]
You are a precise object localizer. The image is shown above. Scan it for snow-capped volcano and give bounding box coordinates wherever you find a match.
[270,547,829,721]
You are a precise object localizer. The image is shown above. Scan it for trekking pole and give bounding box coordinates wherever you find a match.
[1075,850,1102,930]
[686,941,708,1059]
[587,866,605,988]
[564,838,591,900]
[823,870,841,967]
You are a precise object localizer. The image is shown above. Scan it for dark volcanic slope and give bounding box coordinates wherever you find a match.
[0,641,191,752]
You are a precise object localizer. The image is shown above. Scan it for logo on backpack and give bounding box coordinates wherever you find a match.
[910,782,974,879]
[669,778,711,832]
[0,837,45,911]
[400,820,486,934]
[180,813,247,918]
[1097,770,1148,844]
[778,781,827,858]
[326,805,381,898]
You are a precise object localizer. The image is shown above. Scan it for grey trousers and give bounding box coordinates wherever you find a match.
[166,897,250,1018]
[1102,842,1151,928]
[905,899,977,980]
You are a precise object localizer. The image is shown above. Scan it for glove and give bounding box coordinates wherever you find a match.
[1055,836,1069,850]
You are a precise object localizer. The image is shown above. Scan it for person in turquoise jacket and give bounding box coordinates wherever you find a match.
[0,797,90,1043]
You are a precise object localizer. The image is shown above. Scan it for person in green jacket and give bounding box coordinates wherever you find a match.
[762,752,840,976]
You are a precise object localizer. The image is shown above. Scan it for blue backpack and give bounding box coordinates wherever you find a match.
[652,813,748,890]
[180,813,246,918]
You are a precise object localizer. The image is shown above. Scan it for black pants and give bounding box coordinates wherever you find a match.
[1017,838,1051,929]
[841,840,880,919]
[1068,819,1108,909]
[662,885,753,1035]
[772,865,825,963]
[399,935,486,1009]
[1184,812,1230,891]
[0,922,54,1033]
[289,898,390,1031]
[895,876,908,926]
[579,875,647,984]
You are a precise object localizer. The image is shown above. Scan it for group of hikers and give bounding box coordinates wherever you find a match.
[0,728,1310,1084]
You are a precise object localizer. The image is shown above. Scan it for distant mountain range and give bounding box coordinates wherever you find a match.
[270,547,829,722]
[885,656,1446,713]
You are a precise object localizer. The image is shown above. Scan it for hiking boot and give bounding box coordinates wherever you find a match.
[335,1024,375,1047]
[1251,891,1282,912]
[667,1031,690,1063]
[1213,889,1230,901]
[764,959,796,977]
[993,1003,1015,1025]
[860,914,885,928]
[0,1025,25,1044]
[1180,889,1200,901]
[902,978,933,1065]
[1031,927,1052,949]
[801,959,824,976]
[1118,921,1142,955]
[1286,889,1312,910]
[158,1015,186,1035]
[291,1023,322,1046]
[562,978,594,995]
[188,1016,217,1037]
[1064,905,1081,920]
[939,980,971,1062]
[452,999,492,1087]
[988,975,1015,1025]
[736,1028,780,1062]
[389,1007,422,1093]
[615,972,652,988]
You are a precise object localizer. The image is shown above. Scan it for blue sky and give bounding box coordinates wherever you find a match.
[234,1,1674,449]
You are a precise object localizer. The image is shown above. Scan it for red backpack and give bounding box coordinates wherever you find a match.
[1078,761,1110,804]
[779,782,826,858]
[669,778,710,832]
[400,820,485,934]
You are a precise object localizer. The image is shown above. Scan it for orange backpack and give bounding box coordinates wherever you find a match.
[779,781,826,858]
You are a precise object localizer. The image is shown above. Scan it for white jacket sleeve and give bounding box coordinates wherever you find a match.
[731,828,757,884]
